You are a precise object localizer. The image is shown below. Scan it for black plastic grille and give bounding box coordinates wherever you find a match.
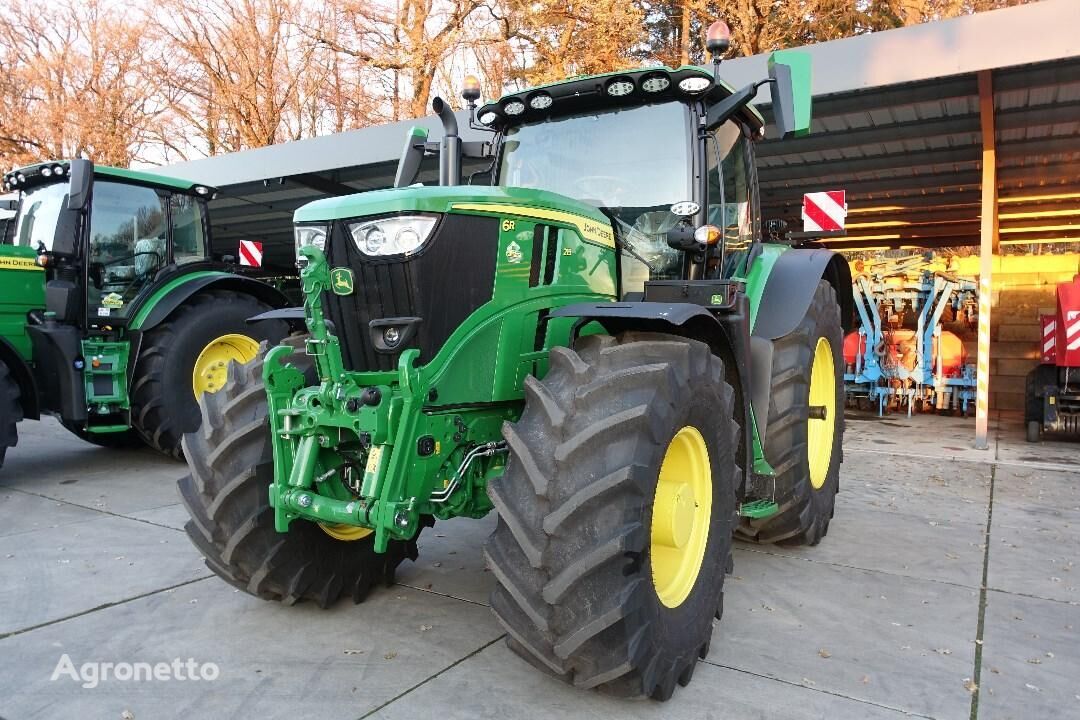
[321,213,499,371]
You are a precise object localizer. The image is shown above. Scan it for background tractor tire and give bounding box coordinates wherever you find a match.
[0,361,21,470]
[131,289,287,459]
[60,421,144,449]
[738,280,844,546]
[485,332,739,701]
[178,336,425,608]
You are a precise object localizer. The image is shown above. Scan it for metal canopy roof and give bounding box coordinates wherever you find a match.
[163,0,1080,268]
[758,56,1080,250]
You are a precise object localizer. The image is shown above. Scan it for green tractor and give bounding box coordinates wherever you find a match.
[179,25,852,700]
[0,161,289,467]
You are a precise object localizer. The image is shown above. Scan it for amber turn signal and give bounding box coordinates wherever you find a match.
[694,225,722,246]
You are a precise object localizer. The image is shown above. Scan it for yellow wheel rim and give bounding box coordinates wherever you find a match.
[319,523,373,541]
[191,333,260,398]
[808,336,837,490]
[650,426,712,609]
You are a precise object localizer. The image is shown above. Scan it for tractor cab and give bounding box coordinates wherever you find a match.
[486,67,765,290]
[0,161,288,461]
[4,161,215,327]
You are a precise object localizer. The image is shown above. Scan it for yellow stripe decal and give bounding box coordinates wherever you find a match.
[0,256,42,271]
[451,203,615,249]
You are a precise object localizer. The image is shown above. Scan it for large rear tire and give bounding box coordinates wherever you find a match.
[485,333,738,700]
[738,280,844,546]
[132,289,286,459]
[0,361,21,470]
[178,336,424,608]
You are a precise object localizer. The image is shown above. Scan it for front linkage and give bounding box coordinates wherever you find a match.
[266,246,509,552]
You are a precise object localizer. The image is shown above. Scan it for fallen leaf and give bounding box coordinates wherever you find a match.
[384,652,397,660]
[963,678,977,693]
[818,649,831,659]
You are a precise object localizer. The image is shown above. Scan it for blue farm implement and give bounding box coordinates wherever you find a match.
[843,255,978,416]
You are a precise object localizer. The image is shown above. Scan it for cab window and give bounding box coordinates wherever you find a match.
[706,121,755,277]
[86,182,168,316]
[171,194,208,263]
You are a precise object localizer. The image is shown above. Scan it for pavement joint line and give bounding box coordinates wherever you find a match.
[984,586,1080,607]
[700,660,937,719]
[395,582,491,608]
[0,575,214,642]
[5,486,185,534]
[969,463,996,720]
[846,446,1078,474]
[733,545,982,593]
[355,634,506,719]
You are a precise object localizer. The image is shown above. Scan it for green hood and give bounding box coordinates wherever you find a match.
[294,185,610,226]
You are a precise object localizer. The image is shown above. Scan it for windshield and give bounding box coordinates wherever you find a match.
[498,102,692,279]
[14,182,69,251]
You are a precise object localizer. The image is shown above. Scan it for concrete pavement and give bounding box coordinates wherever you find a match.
[1,411,1077,719]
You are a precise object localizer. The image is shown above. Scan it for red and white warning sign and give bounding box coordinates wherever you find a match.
[802,190,847,232]
[1067,310,1080,353]
[1041,315,1057,363]
[239,240,263,267]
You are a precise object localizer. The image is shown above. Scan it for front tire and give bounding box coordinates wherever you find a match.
[738,280,844,546]
[0,362,21,470]
[178,336,424,608]
[131,289,286,458]
[485,332,738,700]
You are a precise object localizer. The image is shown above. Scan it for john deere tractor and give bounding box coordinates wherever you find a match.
[179,23,852,700]
[0,161,288,467]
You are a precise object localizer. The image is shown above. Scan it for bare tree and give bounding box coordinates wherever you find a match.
[0,0,167,168]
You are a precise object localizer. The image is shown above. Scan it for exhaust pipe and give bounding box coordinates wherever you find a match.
[431,97,460,186]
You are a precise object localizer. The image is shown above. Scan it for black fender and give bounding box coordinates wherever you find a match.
[0,336,40,420]
[248,306,305,323]
[752,249,853,340]
[134,274,292,332]
[748,248,853,444]
[551,301,754,497]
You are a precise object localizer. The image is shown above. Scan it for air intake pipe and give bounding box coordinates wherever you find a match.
[431,97,460,186]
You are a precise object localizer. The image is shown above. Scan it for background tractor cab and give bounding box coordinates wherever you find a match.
[179,19,853,702]
[0,159,288,467]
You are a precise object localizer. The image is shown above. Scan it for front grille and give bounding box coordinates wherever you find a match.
[322,213,499,371]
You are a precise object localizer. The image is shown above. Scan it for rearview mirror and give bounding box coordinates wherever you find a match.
[393,127,429,188]
[767,50,811,139]
[67,158,93,211]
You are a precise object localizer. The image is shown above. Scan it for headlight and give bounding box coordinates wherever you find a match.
[348,215,437,257]
[678,76,712,94]
[294,225,327,260]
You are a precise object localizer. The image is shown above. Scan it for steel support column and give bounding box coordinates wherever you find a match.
[975,70,997,450]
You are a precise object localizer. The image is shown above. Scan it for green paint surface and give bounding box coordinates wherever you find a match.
[0,245,44,361]
[295,184,609,226]
[128,270,232,329]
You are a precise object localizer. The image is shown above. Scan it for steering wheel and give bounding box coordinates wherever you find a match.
[91,250,165,296]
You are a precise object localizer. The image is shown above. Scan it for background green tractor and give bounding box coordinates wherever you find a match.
[179,22,852,700]
[0,161,289,467]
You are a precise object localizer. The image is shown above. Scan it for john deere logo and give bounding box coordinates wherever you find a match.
[331,267,354,295]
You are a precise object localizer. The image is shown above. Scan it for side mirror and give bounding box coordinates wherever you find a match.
[393,126,428,188]
[50,202,80,257]
[767,50,811,139]
[67,158,93,211]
